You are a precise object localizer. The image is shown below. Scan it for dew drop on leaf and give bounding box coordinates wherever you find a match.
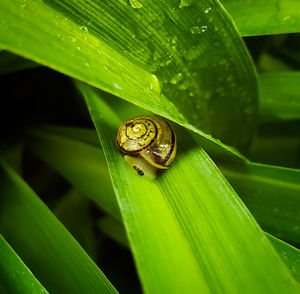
[170,73,183,84]
[179,0,193,8]
[80,26,88,32]
[129,0,143,9]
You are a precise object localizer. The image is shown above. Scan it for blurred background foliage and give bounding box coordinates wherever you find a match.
[0,0,300,293]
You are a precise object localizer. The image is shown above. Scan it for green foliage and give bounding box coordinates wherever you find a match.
[223,0,300,36]
[0,160,117,294]
[0,234,48,294]
[0,0,299,293]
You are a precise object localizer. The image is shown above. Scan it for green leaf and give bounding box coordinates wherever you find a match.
[0,51,39,75]
[28,123,300,247]
[28,123,300,282]
[78,82,298,293]
[219,161,300,244]
[258,72,300,122]
[249,131,300,168]
[27,128,119,219]
[53,189,98,260]
[222,0,300,36]
[0,159,118,294]
[97,216,129,248]
[267,233,300,283]
[97,215,300,284]
[0,234,48,294]
[0,0,257,153]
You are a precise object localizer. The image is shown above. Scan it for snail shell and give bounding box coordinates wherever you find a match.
[116,115,176,176]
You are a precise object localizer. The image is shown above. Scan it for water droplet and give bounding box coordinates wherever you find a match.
[85,62,90,67]
[129,0,143,9]
[201,25,208,32]
[80,26,88,32]
[97,50,102,55]
[205,7,211,13]
[170,73,183,84]
[179,0,193,8]
[160,56,173,67]
[20,1,27,8]
[72,38,76,43]
[191,25,207,34]
[103,65,108,70]
[283,15,291,21]
[113,82,123,90]
[77,46,81,50]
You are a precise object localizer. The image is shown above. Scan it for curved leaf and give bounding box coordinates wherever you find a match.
[258,72,300,122]
[0,159,118,294]
[0,51,39,75]
[219,161,300,244]
[0,234,48,294]
[222,0,300,36]
[28,123,300,282]
[0,0,257,154]
[78,82,298,293]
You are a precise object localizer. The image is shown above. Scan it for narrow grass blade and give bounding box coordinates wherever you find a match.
[97,214,300,284]
[219,161,300,244]
[0,234,48,294]
[27,129,119,219]
[97,216,129,248]
[258,72,300,122]
[53,189,98,260]
[28,124,300,248]
[0,0,257,153]
[78,82,299,293]
[28,123,300,282]
[222,0,300,36]
[249,131,300,169]
[0,51,39,75]
[0,159,118,294]
[267,233,300,283]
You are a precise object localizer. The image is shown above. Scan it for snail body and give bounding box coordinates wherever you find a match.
[116,115,176,178]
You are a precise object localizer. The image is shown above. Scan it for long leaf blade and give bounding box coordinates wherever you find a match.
[219,161,300,244]
[28,123,300,282]
[0,234,48,294]
[0,0,257,153]
[222,0,300,36]
[0,159,118,294]
[78,82,298,293]
[258,72,300,122]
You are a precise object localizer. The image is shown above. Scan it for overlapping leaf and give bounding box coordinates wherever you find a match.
[0,159,118,294]
[0,0,257,154]
[0,234,48,294]
[222,0,300,36]
[76,82,298,293]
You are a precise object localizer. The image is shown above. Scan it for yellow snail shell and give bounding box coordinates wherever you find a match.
[116,115,176,178]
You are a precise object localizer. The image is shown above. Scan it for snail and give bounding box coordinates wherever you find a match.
[116,115,176,179]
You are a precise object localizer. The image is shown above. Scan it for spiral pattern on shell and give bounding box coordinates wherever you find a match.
[116,115,176,169]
